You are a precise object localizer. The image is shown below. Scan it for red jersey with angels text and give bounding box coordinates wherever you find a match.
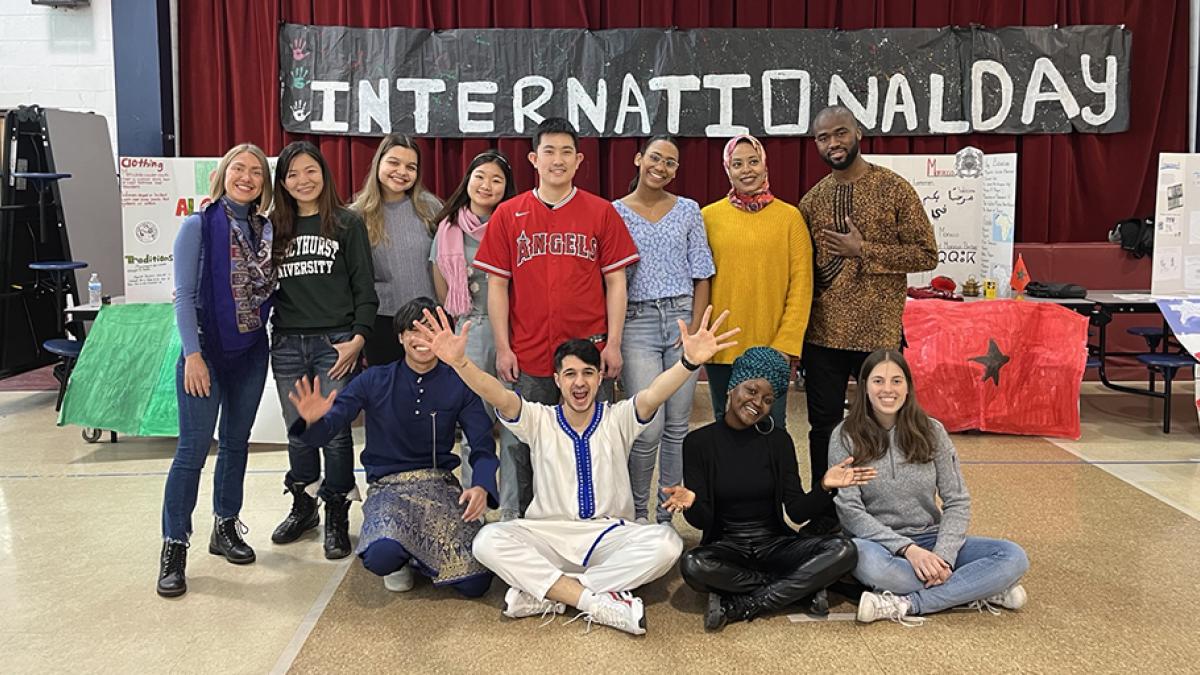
[473,188,639,377]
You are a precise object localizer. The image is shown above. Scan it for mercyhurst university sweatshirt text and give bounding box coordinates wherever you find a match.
[272,209,379,337]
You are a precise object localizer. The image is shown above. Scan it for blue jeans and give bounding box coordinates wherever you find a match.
[457,312,520,519]
[161,340,269,542]
[621,296,696,523]
[271,332,358,498]
[705,363,788,431]
[852,533,1029,615]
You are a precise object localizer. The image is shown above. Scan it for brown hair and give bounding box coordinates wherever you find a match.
[269,141,345,263]
[209,143,272,214]
[351,133,440,245]
[839,349,936,465]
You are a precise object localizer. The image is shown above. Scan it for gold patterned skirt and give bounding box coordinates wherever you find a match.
[355,468,490,586]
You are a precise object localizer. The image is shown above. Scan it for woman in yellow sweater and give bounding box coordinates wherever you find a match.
[701,135,812,431]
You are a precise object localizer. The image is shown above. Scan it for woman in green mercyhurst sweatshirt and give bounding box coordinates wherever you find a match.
[267,141,379,561]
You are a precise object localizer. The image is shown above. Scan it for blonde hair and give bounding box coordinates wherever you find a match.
[351,133,440,246]
[208,143,272,214]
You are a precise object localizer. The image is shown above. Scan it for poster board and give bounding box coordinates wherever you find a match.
[865,149,1016,290]
[1152,154,1200,428]
[118,157,286,442]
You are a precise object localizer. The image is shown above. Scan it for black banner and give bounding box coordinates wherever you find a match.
[278,24,1130,138]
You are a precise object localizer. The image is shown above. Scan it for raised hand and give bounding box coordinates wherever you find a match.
[677,306,741,366]
[288,375,337,425]
[410,307,471,367]
[821,457,878,490]
[661,484,696,514]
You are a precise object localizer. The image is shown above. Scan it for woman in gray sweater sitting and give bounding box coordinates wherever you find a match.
[830,349,1028,626]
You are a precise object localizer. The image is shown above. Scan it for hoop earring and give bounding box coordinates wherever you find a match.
[754,416,775,435]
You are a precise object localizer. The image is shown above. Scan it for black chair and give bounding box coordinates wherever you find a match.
[28,260,88,410]
[1134,352,1197,433]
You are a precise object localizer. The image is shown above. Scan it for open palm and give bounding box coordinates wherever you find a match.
[410,307,471,366]
[678,306,740,365]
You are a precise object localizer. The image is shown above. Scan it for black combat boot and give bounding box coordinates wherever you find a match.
[156,540,188,598]
[323,493,352,560]
[209,516,256,564]
[272,480,319,544]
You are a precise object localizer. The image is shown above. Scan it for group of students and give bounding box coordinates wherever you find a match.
[155,105,1029,635]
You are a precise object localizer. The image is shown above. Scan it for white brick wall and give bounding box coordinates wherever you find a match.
[0,0,117,153]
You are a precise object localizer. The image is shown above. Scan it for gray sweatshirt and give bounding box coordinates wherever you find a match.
[830,418,971,564]
[370,194,441,316]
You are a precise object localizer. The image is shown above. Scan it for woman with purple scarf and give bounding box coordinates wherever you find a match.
[157,143,277,598]
[428,150,517,517]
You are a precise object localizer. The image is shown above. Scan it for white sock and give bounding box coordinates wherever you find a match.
[577,589,599,613]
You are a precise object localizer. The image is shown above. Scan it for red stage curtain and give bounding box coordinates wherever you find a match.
[179,1,1189,243]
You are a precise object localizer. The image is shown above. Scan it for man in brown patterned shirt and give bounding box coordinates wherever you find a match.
[798,106,937,528]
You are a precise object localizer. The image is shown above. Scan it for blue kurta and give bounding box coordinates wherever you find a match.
[292,360,499,506]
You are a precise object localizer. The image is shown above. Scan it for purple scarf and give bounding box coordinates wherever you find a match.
[198,199,276,366]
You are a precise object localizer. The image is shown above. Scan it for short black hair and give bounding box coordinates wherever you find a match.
[393,296,453,337]
[532,117,578,151]
[553,339,601,372]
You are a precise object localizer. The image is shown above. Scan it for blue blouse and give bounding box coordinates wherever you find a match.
[614,197,716,302]
[293,360,499,506]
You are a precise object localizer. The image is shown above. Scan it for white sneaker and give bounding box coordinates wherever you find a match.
[502,587,565,620]
[565,591,647,635]
[383,564,414,592]
[969,584,1027,614]
[857,591,925,627]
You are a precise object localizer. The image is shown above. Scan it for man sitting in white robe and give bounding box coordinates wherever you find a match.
[412,306,739,635]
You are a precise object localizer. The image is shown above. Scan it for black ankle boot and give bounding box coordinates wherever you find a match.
[323,494,352,560]
[209,516,256,564]
[157,541,188,598]
[272,480,319,544]
[722,594,762,624]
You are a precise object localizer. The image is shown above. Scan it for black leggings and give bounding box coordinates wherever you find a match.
[679,522,857,613]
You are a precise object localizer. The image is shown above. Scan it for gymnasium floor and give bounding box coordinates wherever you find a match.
[1,379,1197,673]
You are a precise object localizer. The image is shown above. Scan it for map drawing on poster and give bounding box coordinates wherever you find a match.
[865,150,1016,290]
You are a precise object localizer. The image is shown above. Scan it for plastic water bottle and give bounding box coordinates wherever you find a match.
[87,273,102,306]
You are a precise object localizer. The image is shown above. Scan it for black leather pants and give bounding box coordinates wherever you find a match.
[679,521,857,615]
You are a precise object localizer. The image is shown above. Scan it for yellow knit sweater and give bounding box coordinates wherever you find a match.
[701,198,813,364]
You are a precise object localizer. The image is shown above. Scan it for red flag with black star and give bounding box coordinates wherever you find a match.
[1010,254,1030,294]
[902,299,1088,438]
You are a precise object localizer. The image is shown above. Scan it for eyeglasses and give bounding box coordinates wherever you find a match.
[644,152,679,169]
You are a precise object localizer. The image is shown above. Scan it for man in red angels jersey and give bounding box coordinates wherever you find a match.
[474,117,640,517]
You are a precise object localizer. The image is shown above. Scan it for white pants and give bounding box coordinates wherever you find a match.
[473,520,683,601]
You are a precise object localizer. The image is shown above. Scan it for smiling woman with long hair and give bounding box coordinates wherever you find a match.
[157,143,275,598]
[351,133,443,366]
[614,136,714,526]
[268,140,378,561]
[832,349,1029,626]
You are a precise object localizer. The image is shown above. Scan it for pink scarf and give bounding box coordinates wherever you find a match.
[434,207,488,317]
[722,134,775,213]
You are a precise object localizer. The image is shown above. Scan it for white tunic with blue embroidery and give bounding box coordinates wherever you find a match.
[499,397,654,565]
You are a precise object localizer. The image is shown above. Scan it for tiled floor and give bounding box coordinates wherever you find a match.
[0,380,1196,673]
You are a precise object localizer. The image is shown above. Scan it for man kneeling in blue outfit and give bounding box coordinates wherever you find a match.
[288,296,499,596]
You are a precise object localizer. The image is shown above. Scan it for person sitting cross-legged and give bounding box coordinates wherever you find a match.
[411,305,740,635]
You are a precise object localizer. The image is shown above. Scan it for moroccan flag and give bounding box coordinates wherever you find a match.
[902,299,1088,439]
[1010,254,1031,294]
